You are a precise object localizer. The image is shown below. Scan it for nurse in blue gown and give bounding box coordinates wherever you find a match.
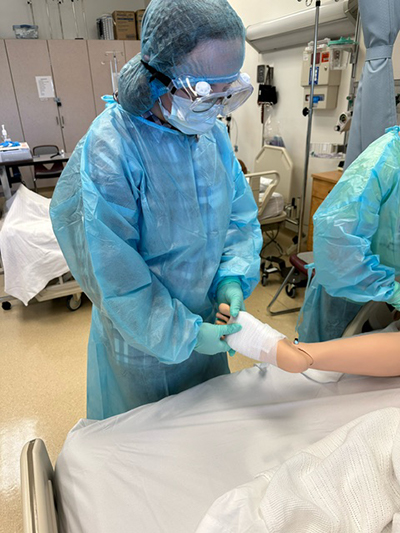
[50,0,262,419]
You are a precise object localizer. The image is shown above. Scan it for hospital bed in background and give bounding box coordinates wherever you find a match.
[0,185,82,312]
[246,145,294,259]
[250,144,293,212]
[0,274,82,312]
[246,145,310,314]
[0,254,82,311]
[246,144,299,299]
[20,303,399,533]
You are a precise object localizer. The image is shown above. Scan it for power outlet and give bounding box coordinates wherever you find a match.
[257,65,266,84]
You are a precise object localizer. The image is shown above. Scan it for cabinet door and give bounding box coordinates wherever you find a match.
[48,40,96,153]
[87,40,126,115]
[0,40,34,188]
[5,39,64,151]
[0,40,24,142]
[124,41,141,62]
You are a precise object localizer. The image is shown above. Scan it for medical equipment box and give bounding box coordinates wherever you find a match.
[112,11,137,40]
[0,143,31,163]
[136,10,145,40]
[97,15,114,40]
[13,25,38,39]
[301,40,342,110]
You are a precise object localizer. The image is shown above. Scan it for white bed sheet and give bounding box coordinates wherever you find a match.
[0,185,69,304]
[197,408,400,532]
[246,176,285,220]
[55,365,400,533]
[259,191,284,220]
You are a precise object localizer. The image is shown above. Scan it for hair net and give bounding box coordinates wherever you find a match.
[118,0,246,116]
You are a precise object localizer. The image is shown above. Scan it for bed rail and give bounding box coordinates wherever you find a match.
[21,439,58,533]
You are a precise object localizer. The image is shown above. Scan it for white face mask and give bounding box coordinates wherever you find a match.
[159,94,222,135]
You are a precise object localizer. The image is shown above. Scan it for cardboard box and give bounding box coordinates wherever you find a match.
[112,11,137,40]
[136,9,145,40]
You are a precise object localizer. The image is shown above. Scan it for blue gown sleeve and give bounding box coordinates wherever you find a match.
[313,141,398,303]
[50,134,202,365]
[210,149,262,299]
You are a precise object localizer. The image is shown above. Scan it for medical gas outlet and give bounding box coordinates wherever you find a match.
[301,40,342,110]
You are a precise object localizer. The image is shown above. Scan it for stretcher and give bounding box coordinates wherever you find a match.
[0,262,82,312]
[0,186,82,311]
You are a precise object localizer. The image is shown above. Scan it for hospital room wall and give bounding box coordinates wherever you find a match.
[0,0,147,40]
[229,0,356,229]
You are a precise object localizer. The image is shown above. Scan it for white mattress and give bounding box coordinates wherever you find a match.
[55,366,400,533]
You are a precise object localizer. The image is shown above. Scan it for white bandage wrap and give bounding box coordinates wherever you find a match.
[226,311,286,365]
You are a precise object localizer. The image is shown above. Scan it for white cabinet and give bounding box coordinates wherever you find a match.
[0,40,33,188]
[124,40,141,62]
[6,39,65,151]
[48,40,96,152]
[87,40,126,115]
[3,39,142,159]
[0,40,24,142]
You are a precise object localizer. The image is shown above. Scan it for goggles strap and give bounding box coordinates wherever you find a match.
[141,60,173,89]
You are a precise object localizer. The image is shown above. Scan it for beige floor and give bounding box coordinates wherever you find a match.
[0,275,303,533]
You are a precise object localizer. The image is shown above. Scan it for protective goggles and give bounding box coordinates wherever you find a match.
[141,61,253,115]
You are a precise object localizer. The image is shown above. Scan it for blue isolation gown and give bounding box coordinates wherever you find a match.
[50,102,262,419]
[299,127,400,342]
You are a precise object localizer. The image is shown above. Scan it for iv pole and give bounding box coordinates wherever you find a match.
[70,0,80,38]
[344,10,362,148]
[27,0,36,25]
[45,0,53,39]
[55,0,65,39]
[297,0,321,253]
[81,0,89,39]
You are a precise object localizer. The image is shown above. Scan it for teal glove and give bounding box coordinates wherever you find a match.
[387,281,400,311]
[216,277,245,318]
[195,322,242,355]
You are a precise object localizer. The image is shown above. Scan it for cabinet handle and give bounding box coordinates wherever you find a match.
[61,116,65,127]
[56,116,59,125]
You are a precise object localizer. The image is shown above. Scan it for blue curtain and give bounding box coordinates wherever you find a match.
[344,0,400,169]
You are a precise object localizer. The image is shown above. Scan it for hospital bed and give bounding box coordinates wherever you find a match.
[0,185,82,311]
[20,306,399,533]
[246,144,294,256]
[0,263,82,312]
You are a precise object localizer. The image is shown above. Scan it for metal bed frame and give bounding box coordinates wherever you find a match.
[21,439,58,533]
[0,254,82,312]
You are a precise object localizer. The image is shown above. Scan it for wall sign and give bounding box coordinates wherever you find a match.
[35,76,55,100]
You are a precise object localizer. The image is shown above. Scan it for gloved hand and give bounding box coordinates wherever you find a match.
[387,281,400,311]
[216,277,244,318]
[195,322,242,355]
